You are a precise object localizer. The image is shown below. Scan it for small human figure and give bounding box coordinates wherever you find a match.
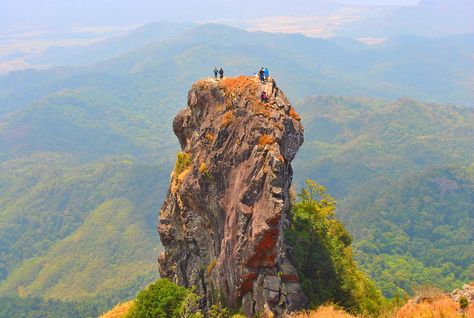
[261,91,269,103]
[213,67,218,79]
[264,67,269,81]
[259,68,265,83]
[219,68,224,79]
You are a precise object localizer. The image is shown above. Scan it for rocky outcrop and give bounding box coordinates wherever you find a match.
[451,282,474,303]
[158,76,307,317]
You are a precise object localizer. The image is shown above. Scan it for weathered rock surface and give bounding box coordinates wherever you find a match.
[158,76,307,316]
[451,282,474,303]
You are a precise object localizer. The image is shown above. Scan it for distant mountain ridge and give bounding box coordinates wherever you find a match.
[0,23,472,313]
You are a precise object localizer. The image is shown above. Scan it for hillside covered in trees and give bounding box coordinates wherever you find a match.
[0,23,472,315]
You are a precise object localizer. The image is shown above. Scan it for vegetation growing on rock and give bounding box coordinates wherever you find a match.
[286,180,385,316]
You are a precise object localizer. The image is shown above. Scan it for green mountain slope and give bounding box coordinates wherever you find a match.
[348,165,474,297]
[0,24,472,308]
[1,24,473,119]
[0,154,169,300]
[294,96,474,196]
[294,96,474,296]
[1,26,472,160]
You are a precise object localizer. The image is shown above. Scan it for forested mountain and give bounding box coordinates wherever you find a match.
[1,25,472,157]
[26,22,195,68]
[0,23,472,313]
[0,154,168,301]
[294,96,474,296]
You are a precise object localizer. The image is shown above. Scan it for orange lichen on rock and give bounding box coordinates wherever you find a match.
[289,106,301,121]
[199,162,208,173]
[258,134,275,146]
[205,132,215,142]
[221,111,234,127]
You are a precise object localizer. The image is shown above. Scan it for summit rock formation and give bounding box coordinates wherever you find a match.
[158,76,307,316]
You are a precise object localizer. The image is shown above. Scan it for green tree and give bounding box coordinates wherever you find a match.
[286,179,385,316]
[127,279,190,318]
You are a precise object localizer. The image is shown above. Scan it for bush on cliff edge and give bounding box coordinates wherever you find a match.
[126,279,196,318]
[286,179,386,316]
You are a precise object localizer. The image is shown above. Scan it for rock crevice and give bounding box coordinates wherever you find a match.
[158,76,307,316]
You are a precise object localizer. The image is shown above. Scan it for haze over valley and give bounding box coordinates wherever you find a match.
[0,1,473,317]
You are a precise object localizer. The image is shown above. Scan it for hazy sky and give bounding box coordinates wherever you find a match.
[1,0,421,31]
[339,0,419,4]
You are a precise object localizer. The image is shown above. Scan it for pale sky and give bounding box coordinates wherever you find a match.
[0,0,422,31]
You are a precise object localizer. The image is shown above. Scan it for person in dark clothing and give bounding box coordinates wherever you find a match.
[261,91,269,103]
[259,68,265,83]
[219,68,224,79]
[213,67,218,79]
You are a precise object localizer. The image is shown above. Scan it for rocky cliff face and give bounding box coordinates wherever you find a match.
[158,76,307,316]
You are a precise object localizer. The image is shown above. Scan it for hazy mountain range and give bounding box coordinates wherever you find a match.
[0,19,472,316]
[1,0,473,74]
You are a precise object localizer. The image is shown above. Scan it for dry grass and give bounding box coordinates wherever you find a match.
[290,305,358,318]
[396,296,474,318]
[413,285,444,300]
[194,79,214,90]
[100,300,134,318]
[219,76,261,111]
[289,106,301,121]
[221,111,234,127]
[252,103,273,118]
[219,76,258,95]
[258,134,275,146]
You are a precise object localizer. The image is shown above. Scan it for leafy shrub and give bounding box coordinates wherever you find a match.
[175,152,191,176]
[208,304,230,318]
[177,292,203,318]
[285,179,385,316]
[126,279,190,318]
[459,296,469,310]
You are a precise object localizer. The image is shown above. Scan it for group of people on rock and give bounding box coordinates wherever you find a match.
[213,67,224,80]
[211,66,271,102]
[258,67,270,103]
[212,67,270,82]
[258,67,269,83]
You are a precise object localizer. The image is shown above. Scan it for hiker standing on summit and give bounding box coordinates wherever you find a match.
[214,67,218,79]
[259,68,265,83]
[219,68,224,79]
[264,67,269,81]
